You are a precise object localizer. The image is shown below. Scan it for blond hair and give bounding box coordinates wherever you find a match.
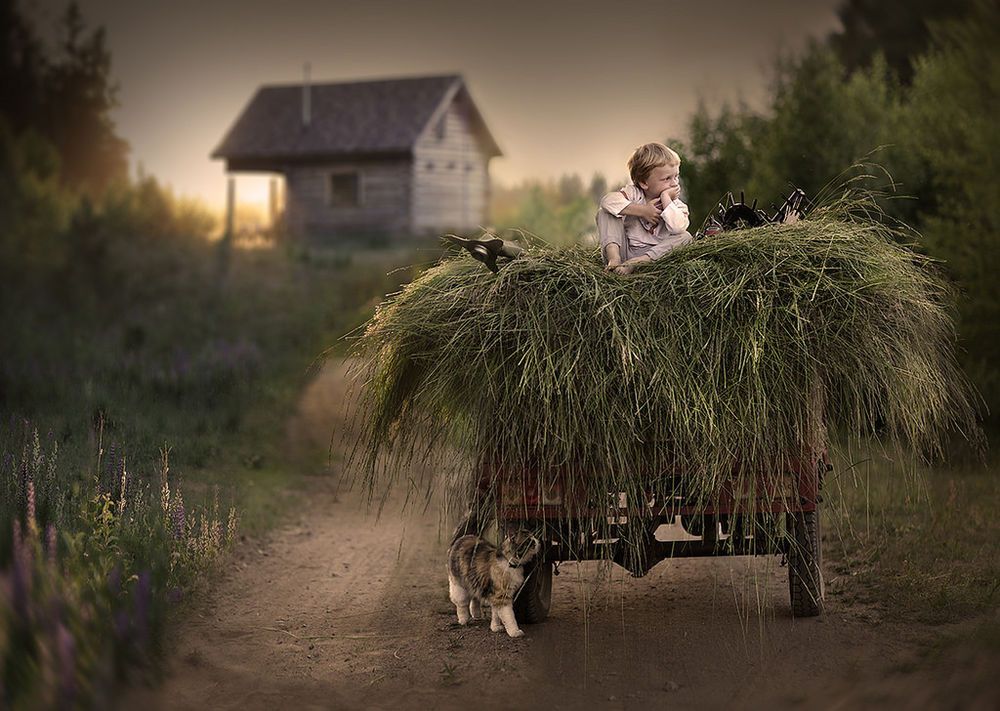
[628,142,681,186]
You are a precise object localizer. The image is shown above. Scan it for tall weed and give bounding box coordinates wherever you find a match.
[0,422,237,706]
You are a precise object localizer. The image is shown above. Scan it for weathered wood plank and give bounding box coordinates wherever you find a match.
[411,92,494,232]
[280,88,496,238]
[285,159,412,237]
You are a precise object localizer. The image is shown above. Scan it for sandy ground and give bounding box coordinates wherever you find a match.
[120,362,999,710]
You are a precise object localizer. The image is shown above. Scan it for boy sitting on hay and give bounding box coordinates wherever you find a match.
[598,142,695,275]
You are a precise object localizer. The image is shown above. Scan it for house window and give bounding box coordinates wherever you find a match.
[328,172,360,207]
[425,161,435,171]
[447,161,456,171]
[435,116,446,140]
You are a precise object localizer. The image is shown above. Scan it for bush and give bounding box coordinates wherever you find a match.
[491,178,600,246]
[0,120,77,285]
[899,0,1000,411]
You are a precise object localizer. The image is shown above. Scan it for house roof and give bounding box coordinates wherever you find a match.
[212,74,501,167]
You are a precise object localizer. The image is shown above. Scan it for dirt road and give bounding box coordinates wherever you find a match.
[121,362,986,710]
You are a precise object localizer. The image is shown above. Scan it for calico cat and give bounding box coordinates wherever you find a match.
[447,530,541,638]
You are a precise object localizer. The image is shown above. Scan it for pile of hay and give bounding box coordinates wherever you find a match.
[346,195,979,519]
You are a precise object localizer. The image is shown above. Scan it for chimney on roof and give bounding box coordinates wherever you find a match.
[302,62,312,128]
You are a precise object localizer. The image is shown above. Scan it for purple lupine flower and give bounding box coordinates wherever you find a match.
[56,621,76,707]
[113,609,130,642]
[18,459,28,497]
[46,524,58,568]
[0,572,10,618]
[10,522,31,620]
[30,428,41,474]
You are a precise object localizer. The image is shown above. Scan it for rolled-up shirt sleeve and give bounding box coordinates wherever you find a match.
[600,184,643,217]
[661,198,690,233]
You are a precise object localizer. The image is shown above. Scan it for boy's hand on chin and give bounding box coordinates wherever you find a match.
[661,186,681,203]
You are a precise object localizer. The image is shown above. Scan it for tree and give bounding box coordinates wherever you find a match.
[828,0,974,84]
[0,1,128,195]
[749,44,903,207]
[42,2,128,194]
[557,173,584,204]
[901,0,1000,407]
[0,0,47,131]
[671,100,764,226]
[588,172,607,204]
[0,119,75,284]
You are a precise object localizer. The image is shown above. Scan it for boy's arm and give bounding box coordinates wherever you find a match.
[601,186,632,217]
[660,198,690,234]
[600,185,660,222]
[599,185,641,216]
[622,202,663,221]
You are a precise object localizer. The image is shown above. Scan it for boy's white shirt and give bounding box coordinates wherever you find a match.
[599,184,691,260]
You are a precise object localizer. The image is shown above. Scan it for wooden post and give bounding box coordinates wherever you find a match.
[224,175,235,241]
[217,175,235,280]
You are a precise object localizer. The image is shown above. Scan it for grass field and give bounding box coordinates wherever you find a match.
[823,440,1000,691]
[3,232,997,703]
[826,445,998,625]
[0,238,421,703]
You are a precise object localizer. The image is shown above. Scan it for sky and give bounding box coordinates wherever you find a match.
[32,0,843,212]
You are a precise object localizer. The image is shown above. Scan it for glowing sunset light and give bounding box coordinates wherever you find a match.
[30,0,842,211]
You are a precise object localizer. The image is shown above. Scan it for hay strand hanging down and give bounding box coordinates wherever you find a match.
[346,193,980,523]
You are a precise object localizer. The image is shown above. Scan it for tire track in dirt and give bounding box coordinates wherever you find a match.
[119,361,536,710]
[119,360,959,710]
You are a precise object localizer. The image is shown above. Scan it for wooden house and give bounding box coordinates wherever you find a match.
[212,74,502,240]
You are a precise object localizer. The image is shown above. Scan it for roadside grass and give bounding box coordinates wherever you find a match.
[1,238,419,705]
[0,425,240,705]
[824,437,1000,698]
[825,444,999,626]
[4,240,417,516]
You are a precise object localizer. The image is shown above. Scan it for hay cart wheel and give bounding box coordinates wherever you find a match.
[514,559,552,624]
[787,509,824,617]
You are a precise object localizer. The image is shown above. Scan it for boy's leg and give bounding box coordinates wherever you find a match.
[596,209,626,263]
